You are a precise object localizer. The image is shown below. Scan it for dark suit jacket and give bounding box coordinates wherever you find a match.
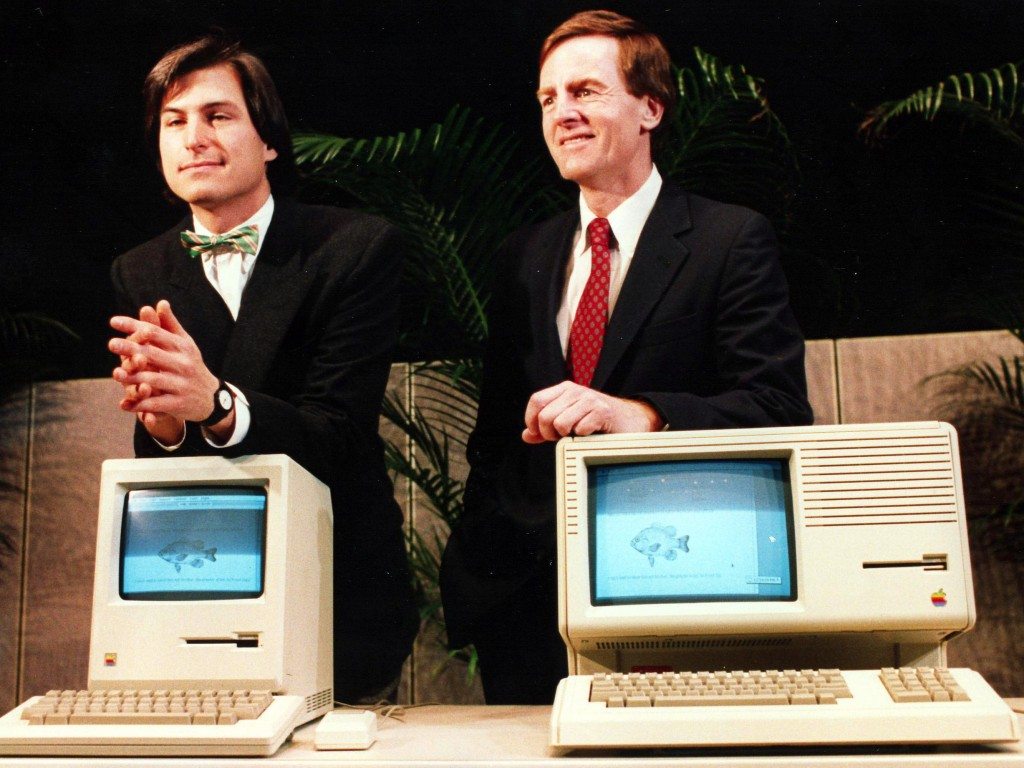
[440,181,813,647]
[111,199,419,700]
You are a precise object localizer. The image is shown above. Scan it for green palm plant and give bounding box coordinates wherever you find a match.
[861,61,1024,141]
[862,60,1024,257]
[863,61,1024,523]
[293,47,801,674]
[0,310,79,398]
[0,309,79,568]
[660,48,799,228]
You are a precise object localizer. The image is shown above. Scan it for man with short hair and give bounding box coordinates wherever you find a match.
[441,10,813,704]
[108,36,418,703]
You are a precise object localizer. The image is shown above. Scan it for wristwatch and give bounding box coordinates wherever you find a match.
[200,380,235,427]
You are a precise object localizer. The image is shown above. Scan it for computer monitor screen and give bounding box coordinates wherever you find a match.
[589,459,795,605]
[120,486,267,600]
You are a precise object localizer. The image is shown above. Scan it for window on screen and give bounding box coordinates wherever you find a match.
[120,486,267,600]
[589,460,795,605]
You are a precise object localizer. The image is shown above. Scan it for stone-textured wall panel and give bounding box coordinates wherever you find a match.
[0,388,30,711]
[836,330,1021,423]
[804,339,838,425]
[408,366,484,705]
[20,379,134,698]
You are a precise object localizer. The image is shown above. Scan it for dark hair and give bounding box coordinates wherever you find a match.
[143,34,297,194]
[540,10,676,131]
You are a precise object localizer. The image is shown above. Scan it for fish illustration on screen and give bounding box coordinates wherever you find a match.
[158,540,218,573]
[631,525,689,566]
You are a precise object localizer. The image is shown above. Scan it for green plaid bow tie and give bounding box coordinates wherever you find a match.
[180,225,259,259]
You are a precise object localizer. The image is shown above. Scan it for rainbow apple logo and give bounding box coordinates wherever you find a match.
[931,589,947,607]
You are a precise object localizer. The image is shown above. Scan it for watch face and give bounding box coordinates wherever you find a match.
[218,389,233,409]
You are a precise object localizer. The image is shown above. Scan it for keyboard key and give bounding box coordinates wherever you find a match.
[70,712,193,725]
[789,692,818,705]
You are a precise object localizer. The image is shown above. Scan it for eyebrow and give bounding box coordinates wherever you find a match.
[536,78,606,98]
[161,100,239,115]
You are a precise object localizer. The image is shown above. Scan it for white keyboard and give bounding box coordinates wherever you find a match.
[551,667,1022,749]
[0,689,304,757]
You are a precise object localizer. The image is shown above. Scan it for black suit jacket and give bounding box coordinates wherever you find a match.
[441,181,813,647]
[111,199,419,700]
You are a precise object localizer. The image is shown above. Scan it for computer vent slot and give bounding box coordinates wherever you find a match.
[306,687,333,714]
[595,637,792,651]
[800,435,958,527]
[563,454,580,536]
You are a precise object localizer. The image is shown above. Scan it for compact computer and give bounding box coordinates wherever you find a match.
[550,421,1020,748]
[0,454,333,757]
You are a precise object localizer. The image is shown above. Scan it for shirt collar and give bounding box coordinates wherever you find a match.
[577,166,662,257]
[191,194,275,257]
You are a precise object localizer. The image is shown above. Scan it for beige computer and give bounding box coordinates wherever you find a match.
[0,454,333,757]
[551,422,1020,748]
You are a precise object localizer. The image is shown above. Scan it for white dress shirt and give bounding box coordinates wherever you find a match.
[556,166,663,355]
[191,195,275,320]
[157,196,274,451]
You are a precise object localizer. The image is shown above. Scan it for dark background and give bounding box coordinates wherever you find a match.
[3,0,1023,378]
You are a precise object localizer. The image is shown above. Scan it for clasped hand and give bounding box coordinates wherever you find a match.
[109,300,221,443]
[522,380,663,444]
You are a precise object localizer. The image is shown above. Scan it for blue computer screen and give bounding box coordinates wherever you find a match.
[120,486,267,600]
[589,459,795,605]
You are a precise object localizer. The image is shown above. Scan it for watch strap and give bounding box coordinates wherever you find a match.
[200,380,235,427]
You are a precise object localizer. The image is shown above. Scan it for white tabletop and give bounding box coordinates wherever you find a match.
[4,702,1024,768]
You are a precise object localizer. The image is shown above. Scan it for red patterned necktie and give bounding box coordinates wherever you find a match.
[569,217,612,387]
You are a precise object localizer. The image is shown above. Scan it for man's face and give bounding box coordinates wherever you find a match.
[538,35,663,195]
[158,63,277,223]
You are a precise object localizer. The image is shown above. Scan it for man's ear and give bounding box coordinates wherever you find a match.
[263,144,279,163]
[640,95,665,133]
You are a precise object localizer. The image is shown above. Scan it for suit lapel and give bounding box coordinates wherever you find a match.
[534,212,578,383]
[168,214,206,294]
[164,216,236,357]
[221,201,308,385]
[591,184,692,389]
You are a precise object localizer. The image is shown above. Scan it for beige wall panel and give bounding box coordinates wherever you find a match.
[408,366,484,705]
[804,339,838,425]
[0,388,30,711]
[20,379,134,698]
[836,330,1021,423]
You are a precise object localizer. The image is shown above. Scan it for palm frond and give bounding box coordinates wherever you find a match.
[411,358,481,399]
[405,524,448,625]
[936,356,1024,431]
[382,392,466,526]
[0,311,80,394]
[862,61,1024,148]
[295,106,561,353]
[0,311,78,355]
[659,48,799,225]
